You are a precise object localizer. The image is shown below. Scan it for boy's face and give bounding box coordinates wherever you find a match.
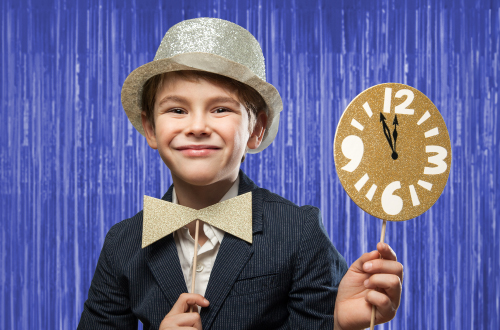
[141,75,267,187]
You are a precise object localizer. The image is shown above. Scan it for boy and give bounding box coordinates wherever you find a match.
[78,18,403,330]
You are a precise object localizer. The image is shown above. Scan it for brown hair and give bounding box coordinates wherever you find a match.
[141,70,267,133]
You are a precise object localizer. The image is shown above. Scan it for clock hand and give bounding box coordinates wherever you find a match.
[380,113,395,155]
[392,115,399,160]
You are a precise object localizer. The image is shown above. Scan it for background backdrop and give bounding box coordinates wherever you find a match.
[1,0,499,329]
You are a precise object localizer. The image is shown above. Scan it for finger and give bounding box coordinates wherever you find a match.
[364,273,402,308]
[377,242,397,261]
[365,289,398,323]
[349,250,381,272]
[362,259,404,280]
[168,293,210,315]
[159,312,201,329]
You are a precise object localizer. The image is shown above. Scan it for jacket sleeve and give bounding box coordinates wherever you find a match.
[77,225,138,330]
[286,206,348,329]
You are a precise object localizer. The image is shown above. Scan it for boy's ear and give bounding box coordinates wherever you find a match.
[247,112,268,150]
[141,111,158,150]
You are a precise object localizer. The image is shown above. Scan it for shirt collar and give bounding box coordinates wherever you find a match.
[172,175,240,243]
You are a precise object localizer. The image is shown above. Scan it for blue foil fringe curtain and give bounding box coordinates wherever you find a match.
[1,0,499,329]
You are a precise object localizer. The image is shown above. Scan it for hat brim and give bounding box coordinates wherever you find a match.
[121,52,282,153]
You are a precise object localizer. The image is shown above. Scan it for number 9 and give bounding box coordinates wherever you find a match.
[340,135,364,172]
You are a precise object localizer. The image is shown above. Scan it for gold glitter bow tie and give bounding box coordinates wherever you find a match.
[142,192,253,248]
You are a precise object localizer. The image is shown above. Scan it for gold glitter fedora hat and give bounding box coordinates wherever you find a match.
[121,17,283,153]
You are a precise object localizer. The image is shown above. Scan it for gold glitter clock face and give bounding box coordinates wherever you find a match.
[334,83,452,221]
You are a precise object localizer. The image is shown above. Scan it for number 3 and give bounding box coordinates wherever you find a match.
[424,146,448,175]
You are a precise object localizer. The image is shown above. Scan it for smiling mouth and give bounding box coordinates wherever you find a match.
[176,145,221,156]
[176,145,221,150]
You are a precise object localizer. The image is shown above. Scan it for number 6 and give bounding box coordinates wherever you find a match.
[381,181,403,215]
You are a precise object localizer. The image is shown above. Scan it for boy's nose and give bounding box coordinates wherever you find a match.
[186,113,212,137]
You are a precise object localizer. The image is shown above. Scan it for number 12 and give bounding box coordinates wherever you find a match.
[383,88,415,115]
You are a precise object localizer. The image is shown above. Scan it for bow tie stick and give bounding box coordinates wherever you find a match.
[189,219,200,313]
[370,220,387,330]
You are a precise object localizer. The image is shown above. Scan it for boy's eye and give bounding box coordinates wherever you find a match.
[168,108,186,114]
[214,107,230,113]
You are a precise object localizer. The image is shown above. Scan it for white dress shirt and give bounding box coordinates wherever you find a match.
[172,176,240,299]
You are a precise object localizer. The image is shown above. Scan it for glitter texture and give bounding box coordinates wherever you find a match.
[333,83,452,221]
[121,18,283,153]
[154,18,265,80]
[142,192,253,248]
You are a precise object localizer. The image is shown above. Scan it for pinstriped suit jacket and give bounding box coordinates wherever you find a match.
[78,171,348,330]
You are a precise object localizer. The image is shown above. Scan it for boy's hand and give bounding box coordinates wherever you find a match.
[159,293,210,330]
[334,243,403,330]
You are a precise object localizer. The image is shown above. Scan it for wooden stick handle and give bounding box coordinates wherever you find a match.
[370,220,387,330]
[189,219,200,313]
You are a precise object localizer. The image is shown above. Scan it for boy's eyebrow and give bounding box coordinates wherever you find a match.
[207,96,241,107]
[157,96,187,107]
[157,95,241,108]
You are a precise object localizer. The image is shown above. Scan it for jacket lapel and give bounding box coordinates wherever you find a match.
[145,185,188,311]
[200,171,264,329]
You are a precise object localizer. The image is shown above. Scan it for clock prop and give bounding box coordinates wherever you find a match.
[333,83,451,329]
